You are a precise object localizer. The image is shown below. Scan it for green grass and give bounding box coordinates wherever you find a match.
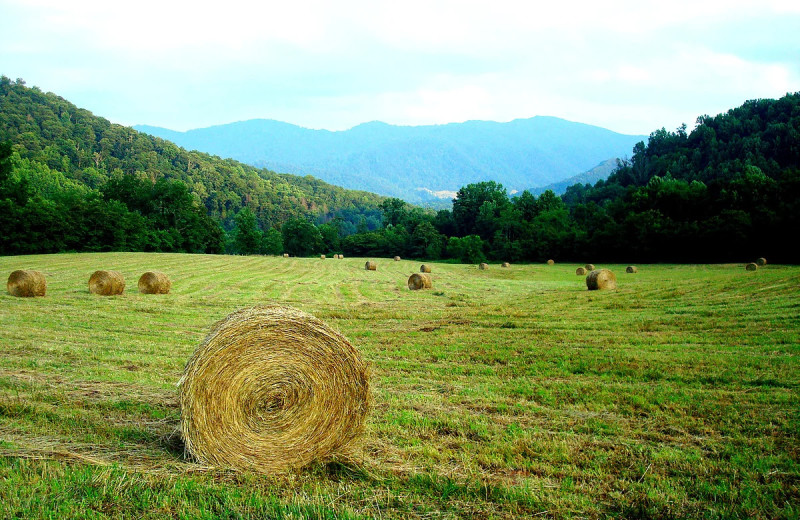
[1,253,798,519]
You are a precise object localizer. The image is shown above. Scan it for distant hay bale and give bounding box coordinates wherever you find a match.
[479,263,489,270]
[179,305,370,474]
[283,253,289,258]
[7,270,46,297]
[547,259,555,265]
[320,255,326,259]
[420,264,432,273]
[586,269,617,290]
[394,256,401,261]
[585,264,595,271]
[501,262,510,268]
[746,262,758,271]
[756,257,767,266]
[338,254,344,259]
[138,271,171,294]
[365,261,377,271]
[88,270,125,295]
[576,267,586,276]
[408,273,432,290]
[626,266,638,274]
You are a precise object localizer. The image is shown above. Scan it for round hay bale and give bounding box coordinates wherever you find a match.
[179,305,370,474]
[408,273,432,290]
[626,266,638,274]
[283,253,289,258]
[420,264,432,273]
[479,263,489,270]
[501,262,510,268]
[338,254,344,259]
[320,254,326,259]
[586,269,616,290]
[756,257,767,266]
[585,263,595,271]
[547,259,555,265]
[365,261,377,271]
[138,271,171,294]
[88,270,125,295]
[7,270,46,297]
[576,267,586,276]
[393,256,401,261]
[746,262,758,271]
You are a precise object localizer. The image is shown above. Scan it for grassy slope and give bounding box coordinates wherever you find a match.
[0,253,798,519]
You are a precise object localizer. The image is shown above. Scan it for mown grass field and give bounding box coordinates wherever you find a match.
[0,252,798,519]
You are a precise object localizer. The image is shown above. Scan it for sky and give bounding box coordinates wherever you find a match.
[1,0,798,135]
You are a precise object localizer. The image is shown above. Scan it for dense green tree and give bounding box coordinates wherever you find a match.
[282,218,323,256]
[232,207,263,255]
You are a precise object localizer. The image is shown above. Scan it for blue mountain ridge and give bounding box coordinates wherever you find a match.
[134,117,645,205]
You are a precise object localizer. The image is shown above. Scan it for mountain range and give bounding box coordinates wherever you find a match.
[135,117,645,205]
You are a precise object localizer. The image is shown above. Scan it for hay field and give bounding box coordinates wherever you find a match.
[0,252,798,519]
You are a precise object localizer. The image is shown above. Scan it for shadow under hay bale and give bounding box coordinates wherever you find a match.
[586,269,617,290]
[756,257,767,266]
[365,261,377,271]
[138,271,171,294]
[576,267,587,276]
[7,270,46,297]
[479,263,489,270]
[179,305,370,474]
[408,273,432,290]
[746,263,758,271]
[626,266,638,274]
[88,270,125,295]
[585,263,596,271]
[420,264,432,273]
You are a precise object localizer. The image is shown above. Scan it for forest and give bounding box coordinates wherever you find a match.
[1,76,798,262]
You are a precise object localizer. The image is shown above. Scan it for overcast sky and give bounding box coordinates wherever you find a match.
[1,0,798,135]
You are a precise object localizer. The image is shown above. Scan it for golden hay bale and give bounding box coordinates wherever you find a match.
[501,262,510,268]
[320,255,326,259]
[365,261,377,271]
[408,273,432,290]
[746,262,758,271]
[179,305,370,474]
[585,263,595,271]
[547,259,555,265]
[479,263,489,270]
[138,271,171,294]
[7,270,46,297]
[626,266,638,274]
[283,253,289,258]
[756,257,767,266]
[338,254,344,259]
[393,256,401,261]
[586,269,616,290]
[420,264,432,273]
[88,270,125,295]
[576,267,586,276]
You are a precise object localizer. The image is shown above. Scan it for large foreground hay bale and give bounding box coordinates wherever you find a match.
[547,259,555,265]
[7,270,46,297]
[408,273,432,290]
[420,264,432,273]
[365,261,377,271]
[586,269,617,290]
[585,263,595,271]
[501,262,510,268]
[626,266,638,274]
[393,256,401,261]
[746,262,758,271]
[88,270,125,295]
[479,263,489,270]
[138,271,171,294]
[576,267,586,276]
[756,257,767,266]
[179,305,370,473]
